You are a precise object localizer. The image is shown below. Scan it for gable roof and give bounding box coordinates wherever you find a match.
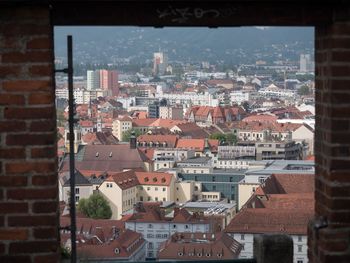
[225,208,312,235]
[135,171,173,186]
[105,170,139,190]
[61,169,92,187]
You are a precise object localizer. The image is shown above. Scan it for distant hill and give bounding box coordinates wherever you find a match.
[54,26,314,65]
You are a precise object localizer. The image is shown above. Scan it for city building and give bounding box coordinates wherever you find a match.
[159,105,184,120]
[124,204,212,259]
[112,116,133,141]
[225,173,314,263]
[186,105,246,125]
[153,52,168,76]
[178,169,246,203]
[158,232,242,261]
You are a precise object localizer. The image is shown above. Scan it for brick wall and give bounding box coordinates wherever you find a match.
[0,5,59,263]
[309,18,350,263]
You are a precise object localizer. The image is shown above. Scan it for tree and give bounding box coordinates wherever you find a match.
[226,133,237,145]
[209,132,237,146]
[78,194,112,219]
[298,85,311,96]
[122,129,144,142]
[209,133,226,143]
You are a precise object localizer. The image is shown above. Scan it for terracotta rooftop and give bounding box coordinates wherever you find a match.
[135,171,173,186]
[225,208,313,235]
[76,229,145,260]
[60,144,148,173]
[137,134,178,148]
[106,170,139,190]
[158,232,242,260]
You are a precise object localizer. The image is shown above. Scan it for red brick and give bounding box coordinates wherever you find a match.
[34,253,59,263]
[30,120,56,132]
[0,202,28,214]
[5,162,55,174]
[0,121,26,132]
[27,37,52,49]
[330,65,350,77]
[32,175,57,186]
[0,94,25,105]
[28,92,54,105]
[0,24,50,36]
[0,229,28,241]
[1,51,52,63]
[3,80,52,92]
[0,36,22,49]
[328,211,350,224]
[0,176,28,187]
[7,188,57,200]
[33,227,57,239]
[0,148,26,159]
[8,215,57,227]
[9,241,58,254]
[0,65,22,78]
[6,134,55,146]
[0,255,31,263]
[29,65,53,77]
[32,201,57,214]
[31,147,56,158]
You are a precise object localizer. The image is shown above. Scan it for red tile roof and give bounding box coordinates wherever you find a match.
[135,171,173,186]
[106,170,139,190]
[225,208,312,235]
[228,173,315,236]
[76,229,145,260]
[137,134,178,148]
[158,232,241,260]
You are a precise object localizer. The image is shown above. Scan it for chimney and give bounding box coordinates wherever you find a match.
[130,130,136,149]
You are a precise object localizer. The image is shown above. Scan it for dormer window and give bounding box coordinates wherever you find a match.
[144,177,149,182]
[96,152,99,157]
[153,177,158,182]
[114,248,120,254]
[178,252,184,256]
[109,152,113,157]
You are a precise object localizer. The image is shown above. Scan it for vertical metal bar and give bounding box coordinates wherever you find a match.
[67,35,77,263]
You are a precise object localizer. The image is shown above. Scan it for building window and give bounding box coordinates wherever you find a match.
[148,243,153,249]
[163,197,166,201]
[75,188,79,194]
[297,261,303,263]
[155,187,158,191]
[212,185,216,191]
[298,245,302,252]
[155,197,158,201]
[163,187,166,191]
[241,243,245,251]
[298,236,302,242]
[148,224,153,229]
[212,177,215,182]
[185,225,189,229]
[75,196,79,202]
[148,197,151,201]
[230,177,233,182]
[173,224,177,229]
[140,196,143,201]
[241,234,245,240]
[147,187,150,191]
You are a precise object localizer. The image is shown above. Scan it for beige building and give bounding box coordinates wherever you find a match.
[136,172,175,202]
[291,124,314,155]
[99,170,138,219]
[59,170,94,204]
[112,116,132,141]
[159,105,183,120]
[174,181,196,203]
[238,183,260,210]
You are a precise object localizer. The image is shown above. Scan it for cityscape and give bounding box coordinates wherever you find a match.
[56,27,315,263]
